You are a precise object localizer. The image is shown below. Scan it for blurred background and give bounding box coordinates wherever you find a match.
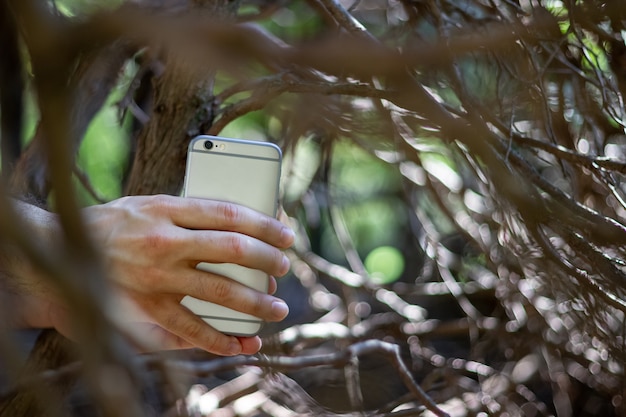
[1,0,626,416]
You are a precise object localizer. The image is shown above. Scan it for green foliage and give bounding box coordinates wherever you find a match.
[330,141,406,258]
[71,66,132,204]
[75,96,130,205]
[20,87,39,145]
[50,0,124,16]
[220,110,269,142]
[257,0,325,42]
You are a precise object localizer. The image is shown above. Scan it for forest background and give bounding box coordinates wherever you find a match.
[0,0,625,416]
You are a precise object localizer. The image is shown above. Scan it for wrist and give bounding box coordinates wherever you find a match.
[0,200,63,330]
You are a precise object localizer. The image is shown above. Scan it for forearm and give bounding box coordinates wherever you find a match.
[0,199,61,329]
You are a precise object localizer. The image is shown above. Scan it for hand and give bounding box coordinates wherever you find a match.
[2,195,294,356]
[84,194,294,356]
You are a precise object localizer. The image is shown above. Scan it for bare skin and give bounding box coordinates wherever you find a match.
[1,195,294,356]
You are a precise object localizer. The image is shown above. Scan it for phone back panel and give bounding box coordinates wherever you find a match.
[181,136,282,336]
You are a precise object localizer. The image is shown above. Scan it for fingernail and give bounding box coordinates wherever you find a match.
[271,300,289,320]
[281,227,295,244]
[280,255,290,275]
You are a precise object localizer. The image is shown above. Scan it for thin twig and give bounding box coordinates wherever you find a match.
[167,340,450,417]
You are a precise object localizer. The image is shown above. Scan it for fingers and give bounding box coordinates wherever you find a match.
[159,268,289,322]
[90,194,293,283]
[268,276,277,295]
[126,323,262,355]
[138,297,247,355]
[237,336,263,355]
[153,195,295,249]
[141,325,195,351]
[181,229,290,277]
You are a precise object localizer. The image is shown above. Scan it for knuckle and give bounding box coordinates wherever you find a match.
[249,293,265,316]
[258,215,272,236]
[212,278,234,301]
[217,202,241,226]
[162,312,180,331]
[143,229,174,253]
[177,317,204,342]
[147,194,175,216]
[226,234,247,259]
[112,195,132,207]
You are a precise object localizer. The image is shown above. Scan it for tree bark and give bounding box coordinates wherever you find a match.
[124,0,239,196]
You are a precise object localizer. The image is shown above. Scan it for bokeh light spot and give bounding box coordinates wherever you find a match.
[365,246,405,284]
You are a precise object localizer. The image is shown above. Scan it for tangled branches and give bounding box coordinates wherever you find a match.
[1,0,626,416]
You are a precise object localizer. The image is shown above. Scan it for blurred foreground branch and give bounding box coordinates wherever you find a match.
[1,0,626,416]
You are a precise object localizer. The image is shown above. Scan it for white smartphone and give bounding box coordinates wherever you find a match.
[181,135,282,336]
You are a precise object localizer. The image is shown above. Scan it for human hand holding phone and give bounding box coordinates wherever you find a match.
[84,194,294,355]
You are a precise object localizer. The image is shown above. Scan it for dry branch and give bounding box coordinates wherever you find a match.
[1,0,626,416]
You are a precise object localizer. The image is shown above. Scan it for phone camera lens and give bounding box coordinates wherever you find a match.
[204,140,214,150]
